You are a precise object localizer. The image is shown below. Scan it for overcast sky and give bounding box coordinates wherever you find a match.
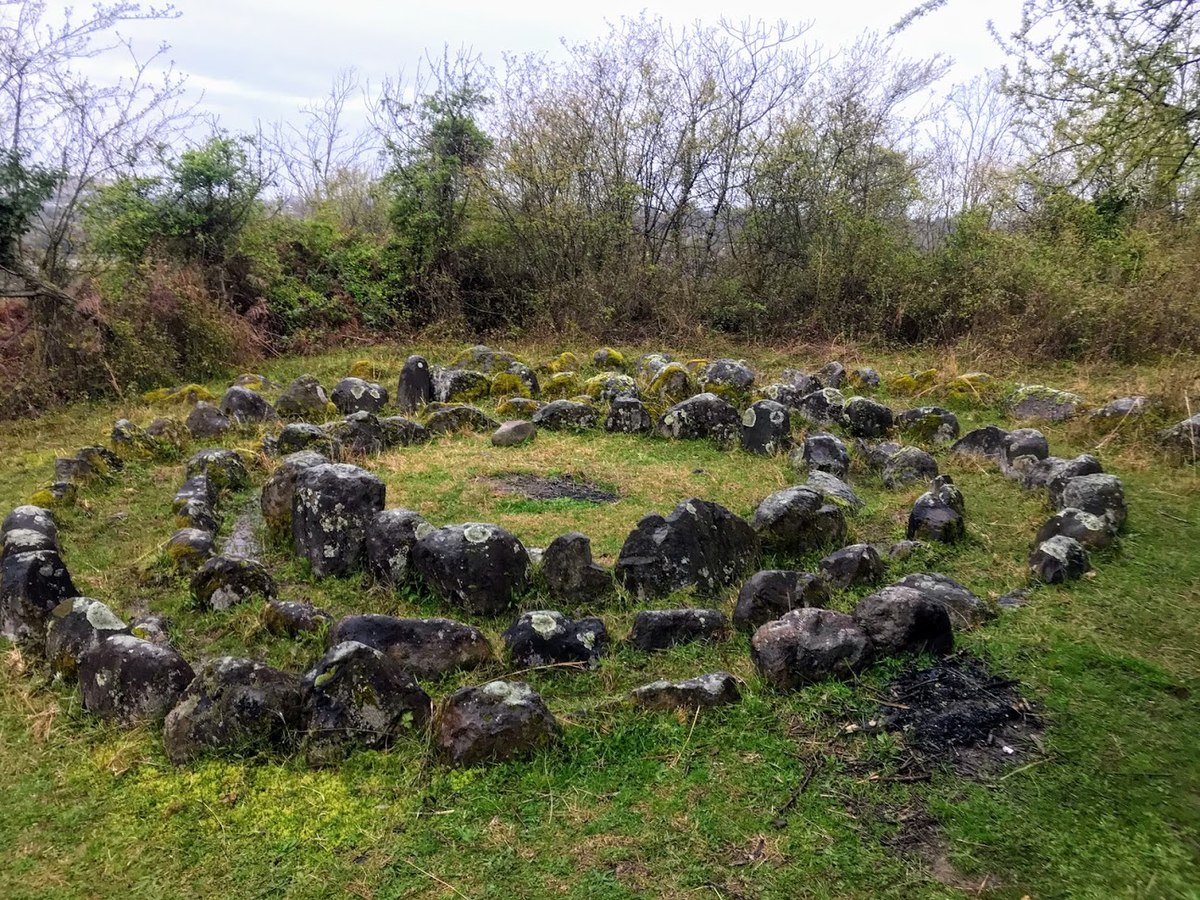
[99,0,1021,132]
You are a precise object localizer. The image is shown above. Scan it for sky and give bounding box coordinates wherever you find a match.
[91,0,1023,133]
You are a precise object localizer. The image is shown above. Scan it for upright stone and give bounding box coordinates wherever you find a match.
[398,355,434,412]
[292,463,386,577]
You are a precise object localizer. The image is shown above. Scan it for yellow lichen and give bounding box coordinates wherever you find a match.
[349,359,376,379]
[543,372,581,400]
[648,363,695,403]
[489,372,531,399]
[592,347,626,370]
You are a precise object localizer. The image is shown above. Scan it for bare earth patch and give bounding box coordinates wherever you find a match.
[477,472,619,503]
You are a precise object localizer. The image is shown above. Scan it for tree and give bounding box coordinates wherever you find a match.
[0,147,58,267]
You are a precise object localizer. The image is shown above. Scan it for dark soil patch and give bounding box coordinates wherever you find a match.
[479,472,619,503]
[875,652,1043,775]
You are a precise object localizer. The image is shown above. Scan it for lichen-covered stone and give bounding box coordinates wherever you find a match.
[260,450,328,536]
[327,614,492,678]
[1002,428,1050,466]
[532,399,597,431]
[44,597,128,678]
[79,634,194,724]
[184,402,231,439]
[171,473,216,514]
[331,377,389,415]
[166,528,215,573]
[741,400,793,455]
[628,608,728,651]
[503,611,608,668]
[849,367,880,389]
[698,358,755,400]
[380,416,429,448]
[815,361,846,388]
[292,463,386,577]
[842,396,894,439]
[803,470,864,513]
[111,418,161,458]
[277,423,335,456]
[1011,453,1103,493]
[1055,473,1127,531]
[756,382,805,411]
[636,352,674,380]
[186,448,249,493]
[751,608,872,689]
[647,362,695,403]
[219,386,278,426]
[424,404,498,435]
[1010,384,1084,422]
[540,532,612,604]
[952,425,1011,460]
[432,367,490,403]
[412,523,530,616]
[906,475,966,543]
[261,599,332,636]
[892,572,994,629]
[276,375,332,420]
[853,586,953,657]
[896,406,960,444]
[2,505,58,546]
[129,613,172,646]
[1029,535,1090,583]
[0,528,57,560]
[733,570,831,633]
[631,672,740,710]
[365,508,433,585]
[616,498,758,599]
[541,372,581,401]
[782,369,823,395]
[593,347,626,370]
[0,549,78,647]
[1035,508,1115,550]
[605,394,653,434]
[163,656,304,764]
[450,345,519,374]
[791,432,850,479]
[584,372,637,402]
[301,641,432,765]
[752,487,847,554]
[191,555,276,610]
[496,397,546,418]
[436,680,559,767]
[325,411,384,456]
[882,446,938,488]
[490,371,533,399]
[819,544,885,589]
[397,355,434,412]
[795,388,846,428]
[656,393,740,447]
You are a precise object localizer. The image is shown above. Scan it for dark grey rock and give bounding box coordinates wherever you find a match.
[2,506,57,545]
[698,358,755,396]
[751,608,872,689]
[432,367,490,403]
[185,448,249,493]
[1010,385,1083,422]
[656,393,741,447]
[1029,535,1090,583]
[277,423,335,456]
[275,375,331,420]
[882,447,939,488]
[803,470,864,512]
[79,634,194,724]
[542,533,612,604]
[533,399,597,431]
[733,570,831,633]
[1035,508,1115,550]
[1162,413,1200,457]
[292,463,386,577]
[605,394,653,434]
[1055,474,1127,531]
[853,586,954,657]
[795,388,846,428]
[952,425,1011,460]
[892,572,993,629]
[842,396,894,439]
[492,420,536,447]
[1012,453,1103,491]
[331,377,389,415]
[261,599,332,636]
[450,344,518,374]
[380,416,430,448]
[792,432,850,479]
[185,402,231,439]
[815,361,846,389]
[1092,396,1148,419]
[436,680,559,766]
[628,608,728,651]
[819,544,885,589]
[364,508,433,585]
[191,555,276,610]
[782,369,823,395]
[502,611,608,668]
[752,486,847,554]
[740,400,793,455]
[327,410,385,456]
[896,406,960,444]
[424,405,498,434]
[260,450,329,536]
[906,475,966,543]
[166,528,214,573]
[44,597,128,678]
[328,614,492,678]
[397,355,434,412]
[1002,428,1050,465]
[219,386,277,425]
[0,549,78,647]
[412,523,530,616]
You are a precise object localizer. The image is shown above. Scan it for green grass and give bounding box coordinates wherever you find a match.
[0,340,1197,899]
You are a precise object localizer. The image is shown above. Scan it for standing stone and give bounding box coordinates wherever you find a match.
[364,508,433,585]
[853,586,953,657]
[0,549,78,647]
[752,487,847,554]
[502,611,608,668]
[628,608,728,651]
[191,556,276,610]
[605,394,653,434]
[397,355,434,412]
[331,377,389,415]
[792,432,851,479]
[842,396,894,439]
[411,524,530,616]
[436,681,560,766]
[741,400,793,456]
[906,475,966,543]
[219,386,278,425]
[616,498,759,599]
[302,641,432,765]
[1029,535,1090,583]
[751,608,872,689]
[656,394,741,447]
[328,614,492,678]
[79,635,194,724]
[733,570,831,633]
[819,544,885,589]
[261,451,329,536]
[163,657,304,764]
[541,532,612,604]
[44,598,128,678]
[292,463,386,577]
[275,375,331,420]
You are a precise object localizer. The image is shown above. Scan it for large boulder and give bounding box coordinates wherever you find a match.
[541,532,612,604]
[627,608,728,651]
[615,498,758,599]
[412,524,530,616]
[791,432,850,479]
[275,375,331,420]
[842,396,894,439]
[79,635,194,723]
[892,573,993,629]
[301,641,432,765]
[397,355,434,412]
[191,555,276,610]
[896,406,960,444]
[260,450,329,536]
[819,544,885,589]
[853,586,953,657]
[185,403,231,439]
[435,681,560,766]
[292,463,386,577]
[502,611,608,668]
[631,672,741,710]
[751,608,872,689]
[656,394,741,447]
[185,448,249,493]
[532,400,597,431]
[1029,535,1090,583]
[733,570,831,633]
[364,508,434,585]
[952,425,1011,460]
[751,487,847,554]
[740,400,793,456]
[906,475,966,543]
[332,377,389,415]
[1053,473,1127,530]
[1010,384,1083,422]
[0,549,78,647]
[328,614,492,678]
[219,386,277,425]
[44,598,128,678]
[605,395,653,434]
[882,447,938,488]
[163,657,304,765]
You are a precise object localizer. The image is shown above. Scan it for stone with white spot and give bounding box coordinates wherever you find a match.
[740,399,793,455]
[502,611,609,668]
[44,597,128,678]
[292,463,386,577]
[631,672,740,710]
[412,523,530,616]
[331,376,389,415]
[436,680,559,766]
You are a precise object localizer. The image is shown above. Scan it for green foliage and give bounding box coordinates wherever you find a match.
[0,150,60,267]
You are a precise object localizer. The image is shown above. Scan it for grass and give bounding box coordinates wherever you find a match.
[0,339,1197,899]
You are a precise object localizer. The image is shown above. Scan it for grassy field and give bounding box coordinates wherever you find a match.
[0,339,1197,899]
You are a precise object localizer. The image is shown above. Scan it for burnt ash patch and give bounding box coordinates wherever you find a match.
[876,652,1043,773]
[480,472,619,503]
